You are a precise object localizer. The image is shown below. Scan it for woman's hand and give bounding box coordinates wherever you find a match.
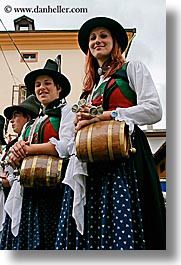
[10,140,30,159]
[74,109,113,133]
[0,173,11,187]
[74,104,94,127]
[75,116,101,133]
[8,153,22,169]
[76,104,93,120]
[8,140,29,168]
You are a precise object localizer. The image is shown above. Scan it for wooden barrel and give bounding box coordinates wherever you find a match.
[20,155,63,187]
[76,120,130,162]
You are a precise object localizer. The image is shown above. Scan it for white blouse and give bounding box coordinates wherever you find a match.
[50,103,76,157]
[115,61,162,133]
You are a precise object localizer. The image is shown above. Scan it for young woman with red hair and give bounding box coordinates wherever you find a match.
[55,17,166,250]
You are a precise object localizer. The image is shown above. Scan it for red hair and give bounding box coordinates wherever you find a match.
[82,39,126,94]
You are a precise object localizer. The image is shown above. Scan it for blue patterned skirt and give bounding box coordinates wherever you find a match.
[0,186,62,250]
[55,156,146,250]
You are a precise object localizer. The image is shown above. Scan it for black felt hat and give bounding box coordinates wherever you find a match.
[24,59,71,99]
[0,115,7,145]
[4,95,41,120]
[78,16,128,54]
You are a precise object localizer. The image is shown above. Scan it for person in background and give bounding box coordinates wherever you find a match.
[0,95,40,240]
[0,115,7,150]
[55,17,166,250]
[0,115,7,159]
[0,95,41,188]
[0,59,75,250]
[0,115,7,239]
[0,114,7,240]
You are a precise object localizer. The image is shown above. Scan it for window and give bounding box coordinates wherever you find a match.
[19,26,29,31]
[20,52,38,62]
[12,84,28,105]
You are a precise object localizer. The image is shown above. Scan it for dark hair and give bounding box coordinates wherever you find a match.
[12,110,33,119]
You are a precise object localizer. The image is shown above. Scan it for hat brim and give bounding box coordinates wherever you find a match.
[78,17,128,54]
[4,105,38,120]
[24,69,71,99]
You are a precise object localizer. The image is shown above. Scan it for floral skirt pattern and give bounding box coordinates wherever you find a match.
[0,186,62,250]
[56,156,146,250]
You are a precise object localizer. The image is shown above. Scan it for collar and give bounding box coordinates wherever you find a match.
[39,99,66,117]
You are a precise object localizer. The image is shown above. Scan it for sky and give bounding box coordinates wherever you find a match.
[0,0,166,130]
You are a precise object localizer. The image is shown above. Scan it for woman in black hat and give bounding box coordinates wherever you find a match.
[0,95,40,188]
[55,17,166,250]
[0,59,75,250]
[0,115,7,148]
[0,95,40,240]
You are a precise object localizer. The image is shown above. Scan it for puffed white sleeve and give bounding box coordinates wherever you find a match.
[50,103,76,158]
[115,61,162,132]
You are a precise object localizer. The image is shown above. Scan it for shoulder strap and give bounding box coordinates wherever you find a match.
[114,62,129,82]
[103,62,129,110]
[28,117,39,144]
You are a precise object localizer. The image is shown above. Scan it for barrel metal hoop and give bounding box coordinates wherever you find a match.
[30,155,38,186]
[119,121,127,157]
[57,159,63,182]
[87,123,94,162]
[46,156,53,186]
[20,158,27,178]
[108,120,114,160]
[76,130,81,160]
